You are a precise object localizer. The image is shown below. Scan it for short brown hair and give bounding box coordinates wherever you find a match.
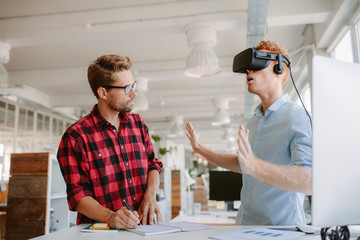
[87,54,132,98]
[253,41,291,84]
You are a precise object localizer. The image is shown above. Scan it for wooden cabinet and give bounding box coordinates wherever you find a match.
[171,169,193,218]
[171,170,181,219]
[5,152,69,240]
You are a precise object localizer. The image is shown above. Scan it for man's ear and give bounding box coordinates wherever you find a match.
[97,87,107,100]
[280,67,289,86]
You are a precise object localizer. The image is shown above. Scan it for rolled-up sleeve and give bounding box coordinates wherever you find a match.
[290,116,312,173]
[57,132,93,211]
[142,122,163,174]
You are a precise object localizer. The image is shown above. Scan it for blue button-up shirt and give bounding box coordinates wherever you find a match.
[235,94,312,225]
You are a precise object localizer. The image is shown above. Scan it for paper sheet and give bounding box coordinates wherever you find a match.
[209,227,305,240]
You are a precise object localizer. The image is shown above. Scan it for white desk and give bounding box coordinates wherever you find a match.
[30,224,324,240]
[171,211,237,225]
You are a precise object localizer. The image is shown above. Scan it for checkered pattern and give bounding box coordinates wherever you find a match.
[57,105,162,224]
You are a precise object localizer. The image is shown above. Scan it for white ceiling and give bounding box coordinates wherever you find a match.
[0,0,359,151]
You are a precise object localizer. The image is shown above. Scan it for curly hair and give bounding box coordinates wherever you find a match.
[253,41,291,83]
[88,54,132,99]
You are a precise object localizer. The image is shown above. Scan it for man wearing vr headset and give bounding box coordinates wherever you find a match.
[186,41,312,225]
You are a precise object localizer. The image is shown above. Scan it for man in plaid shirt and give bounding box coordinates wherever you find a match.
[57,54,163,229]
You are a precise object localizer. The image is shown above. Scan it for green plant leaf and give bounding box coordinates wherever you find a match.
[159,148,168,156]
[151,135,161,142]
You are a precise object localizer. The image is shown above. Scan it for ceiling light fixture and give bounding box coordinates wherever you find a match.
[133,78,149,111]
[0,42,11,88]
[133,92,149,111]
[212,109,230,126]
[184,22,221,78]
[168,115,184,138]
[222,128,235,142]
[211,97,231,126]
[159,95,165,106]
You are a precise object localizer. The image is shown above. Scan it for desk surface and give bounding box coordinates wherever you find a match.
[31,224,323,240]
[171,211,237,225]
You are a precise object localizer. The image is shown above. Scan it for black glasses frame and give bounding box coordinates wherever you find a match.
[102,81,137,95]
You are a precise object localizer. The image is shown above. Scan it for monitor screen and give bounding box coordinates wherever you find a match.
[209,170,242,201]
[312,55,360,228]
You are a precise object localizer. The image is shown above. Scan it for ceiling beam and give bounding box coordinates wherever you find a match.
[1,0,338,49]
[8,56,237,87]
[0,0,247,47]
[0,0,195,18]
[314,0,359,49]
[267,0,333,27]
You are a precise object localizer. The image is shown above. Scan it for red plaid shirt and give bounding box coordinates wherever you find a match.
[57,105,162,224]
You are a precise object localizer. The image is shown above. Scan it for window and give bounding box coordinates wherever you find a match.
[0,97,76,181]
[333,30,354,63]
[296,85,312,113]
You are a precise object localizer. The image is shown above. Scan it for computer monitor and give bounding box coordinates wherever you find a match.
[312,55,360,228]
[209,170,242,202]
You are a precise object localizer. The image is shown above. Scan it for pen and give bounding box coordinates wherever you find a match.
[123,200,141,226]
[153,212,157,224]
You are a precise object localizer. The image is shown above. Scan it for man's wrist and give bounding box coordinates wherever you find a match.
[194,143,203,155]
[144,189,157,200]
[105,209,116,224]
[236,155,242,173]
[250,156,261,176]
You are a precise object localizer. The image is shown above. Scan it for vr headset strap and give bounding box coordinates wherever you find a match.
[254,51,291,69]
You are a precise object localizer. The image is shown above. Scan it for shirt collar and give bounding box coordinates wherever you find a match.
[254,94,290,117]
[91,104,132,128]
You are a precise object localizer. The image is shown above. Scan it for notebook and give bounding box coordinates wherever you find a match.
[127,221,213,236]
[161,221,214,232]
[81,223,121,233]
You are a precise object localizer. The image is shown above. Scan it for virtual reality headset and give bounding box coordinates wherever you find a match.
[233,48,291,74]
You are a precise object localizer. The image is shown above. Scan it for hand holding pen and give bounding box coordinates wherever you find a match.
[106,200,140,229]
[123,200,141,226]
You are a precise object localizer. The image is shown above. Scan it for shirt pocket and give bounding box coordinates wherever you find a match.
[91,149,117,183]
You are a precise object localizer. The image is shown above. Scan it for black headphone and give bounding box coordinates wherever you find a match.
[274,53,285,74]
[253,50,291,74]
[232,48,291,75]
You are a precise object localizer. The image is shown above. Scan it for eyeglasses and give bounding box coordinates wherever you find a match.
[102,81,137,95]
